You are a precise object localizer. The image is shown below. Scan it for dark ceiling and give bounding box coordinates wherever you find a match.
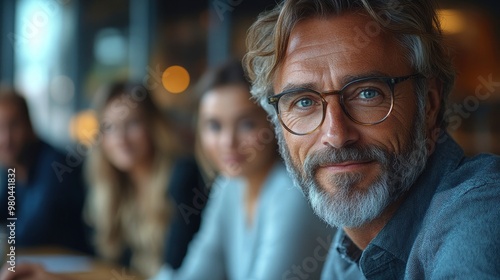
[157,0,277,17]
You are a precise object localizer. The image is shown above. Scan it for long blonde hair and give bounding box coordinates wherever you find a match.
[84,82,180,276]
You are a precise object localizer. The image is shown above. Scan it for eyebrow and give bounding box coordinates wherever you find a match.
[277,70,391,94]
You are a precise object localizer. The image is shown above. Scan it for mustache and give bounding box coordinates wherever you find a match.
[303,145,390,174]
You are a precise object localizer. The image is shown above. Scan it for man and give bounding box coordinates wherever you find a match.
[243,0,500,279]
[0,87,90,253]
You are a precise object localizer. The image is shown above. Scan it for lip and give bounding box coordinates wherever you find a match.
[222,155,245,164]
[319,160,375,172]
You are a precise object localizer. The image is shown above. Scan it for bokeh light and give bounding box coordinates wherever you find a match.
[438,9,465,34]
[162,65,190,94]
[94,28,128,66]
[69,110,99,146]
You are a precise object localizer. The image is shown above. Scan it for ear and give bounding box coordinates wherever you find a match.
[425,78,442,138]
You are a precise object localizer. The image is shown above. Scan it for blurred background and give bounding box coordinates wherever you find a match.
[0,0,499,155]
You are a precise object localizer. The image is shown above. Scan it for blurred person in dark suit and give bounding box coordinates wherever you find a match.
[0,86,89,253]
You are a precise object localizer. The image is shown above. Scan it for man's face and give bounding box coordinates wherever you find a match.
[273,14,430,228]
[0,101,33,167]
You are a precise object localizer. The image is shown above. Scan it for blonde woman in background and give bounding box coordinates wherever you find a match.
[85,82,207,277]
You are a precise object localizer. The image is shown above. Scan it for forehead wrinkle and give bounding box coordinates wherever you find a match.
[279,65,332,92]
[276,14,412,96]
[287,36,351,63]
[280,55,354,93]
[287,22,402,65]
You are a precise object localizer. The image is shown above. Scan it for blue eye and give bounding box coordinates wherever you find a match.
[280,90,321,112]
[358,89,380,99]
[296,98,314,108]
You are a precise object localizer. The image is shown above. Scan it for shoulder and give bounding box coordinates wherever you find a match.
[430,153,500,219]
[262,162,307,206]
[416,153,500,277]
[419,137,500,222]
[168,156,206,201]
[427,152,500,228]
[171,156,200,174]
[36,140,66,166]
[444,153,500,189]
[169,156,203,186]
[264,161,298,192]
[260,162,328,229]
[33,140,84,190]
[207,175,243,207]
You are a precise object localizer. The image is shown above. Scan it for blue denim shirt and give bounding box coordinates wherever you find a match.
[322,134,500,279]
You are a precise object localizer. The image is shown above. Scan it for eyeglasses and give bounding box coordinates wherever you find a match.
[268,74,423,135]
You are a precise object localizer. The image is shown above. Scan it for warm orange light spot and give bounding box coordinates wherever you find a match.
[438,9,465,34]
[69,110,99,146]
[162,65,190,94]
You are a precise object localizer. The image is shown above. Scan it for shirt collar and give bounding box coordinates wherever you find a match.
[334,230,362,264]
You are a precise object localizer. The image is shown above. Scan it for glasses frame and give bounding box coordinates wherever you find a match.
[268,74,423,135]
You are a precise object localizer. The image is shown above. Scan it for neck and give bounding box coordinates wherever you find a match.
[245,160,276,196]
[343,193,407,250]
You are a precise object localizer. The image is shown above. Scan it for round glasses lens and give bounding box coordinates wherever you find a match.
[278,90,324,134]
[342,78,393,124]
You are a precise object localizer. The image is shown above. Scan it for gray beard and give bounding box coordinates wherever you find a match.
[276,119,428,228]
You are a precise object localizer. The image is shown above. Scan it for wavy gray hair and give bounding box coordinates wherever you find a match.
[243,0,455,129]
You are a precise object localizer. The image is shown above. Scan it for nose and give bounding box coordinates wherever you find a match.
[319,97,359,149]
[105,124,127,144]
[220,128,238,149]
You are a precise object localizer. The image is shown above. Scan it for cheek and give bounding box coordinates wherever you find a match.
[101,135,117,160]
[283,131,311,166]
[101,134,113,150]
[200,133,220,163]
[11,127,29,144]
[127,124,149,142]
[368,106,417,154]
[390,104,416,132]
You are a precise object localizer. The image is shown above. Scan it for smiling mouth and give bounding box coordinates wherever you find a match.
[222,156,245,164]
[319,160,375,172]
